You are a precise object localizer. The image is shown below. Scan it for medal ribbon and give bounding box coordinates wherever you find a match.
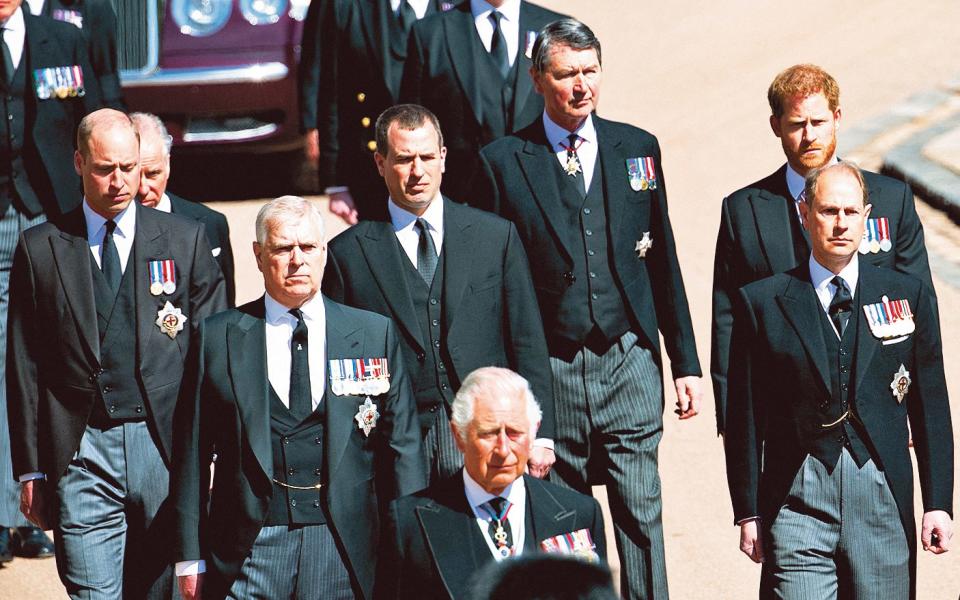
[480,499,514,551]
[879,217,889,243]
[643,156,657,185]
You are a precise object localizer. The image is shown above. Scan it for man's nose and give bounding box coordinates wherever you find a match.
[110,168,124,188]
[802,121,818,142]
[493,430,510,456]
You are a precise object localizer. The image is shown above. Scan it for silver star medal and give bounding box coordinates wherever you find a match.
[155,301,187,339]
[890,364,911,404]
[564,154,582,177]
[354,397,380,437]
[635,232,653,258]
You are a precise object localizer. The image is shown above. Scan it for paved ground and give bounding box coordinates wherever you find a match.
[2,1,960,598]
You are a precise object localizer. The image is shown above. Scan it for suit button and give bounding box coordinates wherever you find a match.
[109,405,116,413]
[429,405,438,413]
[314,468,322,476]
[282,436,290,445]
[416,353,425,362]
[290,499,297,507]
[840,349,847,356]
[588,250,595,256]
[429,298,438,305]
[583,208,591,215]
[356,92,366,102]
[361,117,371,128]
[438,361,445,370]
[288,468,295,475]
[431,319,439,326]
[314,437,322,445]
[135,406,142,413]
[841,383,848,391]
[103,386,112,393]
[840,366,848,373]
[585,229,593,236]
[433,340,440,348]
[589,272,596,278]
[591,293,598,300]
[441,384,448,390]
[367,140,377,152]
[313,500,321,508]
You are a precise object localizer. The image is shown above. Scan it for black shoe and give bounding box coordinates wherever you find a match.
[13,526,55,559]
[0,527,12,564]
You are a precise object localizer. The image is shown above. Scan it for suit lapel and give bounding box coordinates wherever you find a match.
[356,222,424,351]
[443,6,485,129]
[775,270,831,394]
[50,209,100,360]
[751,166,798,274]
[418,476,484,599]
[517,126,574,262]
[595,119,630,256]
[228,301,273,481]
[852,265,880,394]
[440,199,475,334]
[323,299,366,480]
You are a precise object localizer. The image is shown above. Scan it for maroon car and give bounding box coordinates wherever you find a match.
[117,0,310,153]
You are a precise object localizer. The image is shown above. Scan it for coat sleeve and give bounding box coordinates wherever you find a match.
[297,0,326,132]
[316,0,343,188]
[891,180,939,328]
[710,197,737,435]
[68,20,102,114]
[84,0,124,110]
[373,499,405,600]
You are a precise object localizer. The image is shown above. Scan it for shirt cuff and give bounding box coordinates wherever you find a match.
[18,472,45,482]
[533,438,554,451]
[736,516,761,526]
[324,186,349,195]
[175,560,206,576]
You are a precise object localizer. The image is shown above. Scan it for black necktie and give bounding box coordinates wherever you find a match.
[0,28,12,86]
[289,308,312,421]
[414,218,438,284]
[398,1,417,33]
[829,276,853,337]
[484,497,514,556]
[488,11,510,79]
[101,220,121,294]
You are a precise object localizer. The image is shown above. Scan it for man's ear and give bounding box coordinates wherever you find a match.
[253,242,264,272]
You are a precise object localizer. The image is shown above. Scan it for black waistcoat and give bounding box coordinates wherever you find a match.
[89,252,147,422]
[265,385,328,526]
[401,245,455,414]
[811,302,871,470]
[470,30,522,140]
[0,54,42,216]
[550,155,630,347]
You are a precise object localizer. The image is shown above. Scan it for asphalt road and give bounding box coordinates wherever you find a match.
[2,1,960,598]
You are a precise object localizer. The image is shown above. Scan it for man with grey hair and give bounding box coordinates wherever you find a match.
[476,17,703,600]
[7,107,227,598]
[377,366,605,599]
[131,112,236,306]
[172,195,425,600]
[725,161,952,598]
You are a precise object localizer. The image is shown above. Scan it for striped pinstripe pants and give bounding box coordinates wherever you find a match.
[549,331,667,600]
[423,402,463,485]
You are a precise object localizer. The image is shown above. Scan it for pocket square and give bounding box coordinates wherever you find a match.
[211,247,221,257]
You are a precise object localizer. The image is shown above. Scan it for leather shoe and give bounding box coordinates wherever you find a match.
[13,526,55,559]
[0,527,13,564]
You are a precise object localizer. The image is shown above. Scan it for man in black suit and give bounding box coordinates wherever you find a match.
[172,196,425,600]
[377,367,606,599]
[725,161,952,598]
[0,0,101,562]
[314,0,450,224]
[711,64,935,435]
[28,0,124,109]
[131,112,236,307]
[7,109,227,598]
[296,0,328,166]
[323,103,555,483]
[476,20,702,599]
[400,0,566,203]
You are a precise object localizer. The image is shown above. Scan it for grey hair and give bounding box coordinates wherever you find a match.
[531,18,602,74]
[450,367,542,442]
[803,160,868,208]
[255,196,326,245]
[130,112,173,156]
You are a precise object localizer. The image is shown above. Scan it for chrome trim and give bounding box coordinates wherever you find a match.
[182,123,279,143]
[118,1,160,78]
[121,62,289,88]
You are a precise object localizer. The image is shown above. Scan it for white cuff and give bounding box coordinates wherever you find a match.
[175,560,206,576]
[533,438,554,451]
[324,186,349,195]
[18,472,45,482]
[736,516,761,526]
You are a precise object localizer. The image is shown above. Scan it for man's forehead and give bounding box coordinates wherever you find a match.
[266,219,322,242]
[546,45,598,67]
[473,394,527,424]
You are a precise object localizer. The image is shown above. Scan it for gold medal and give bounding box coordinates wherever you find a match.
[149,282,163,296]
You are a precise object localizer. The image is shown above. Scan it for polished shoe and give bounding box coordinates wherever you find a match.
[0,527,13,564]
[13,526,55,559]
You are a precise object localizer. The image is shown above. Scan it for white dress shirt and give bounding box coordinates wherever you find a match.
[391,0,430,19]
[84,200,136,273]
[1,7,26,71]
[471,0,520,67]
[153,193,172,214]
[388,195,444,268]
[24,0,44,16]
[543,111,598,192]
[809,254,860,337]
[264,292,327,410]
[463,470,528,560]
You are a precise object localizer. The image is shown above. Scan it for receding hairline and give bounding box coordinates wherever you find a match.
[76,109,140,158]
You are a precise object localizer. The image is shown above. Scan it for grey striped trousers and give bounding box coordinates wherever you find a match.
[549,331,667,600]
[423,402,463,485]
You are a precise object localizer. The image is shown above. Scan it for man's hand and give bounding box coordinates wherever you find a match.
[921,510,952,554]
[328,190,359,225]
[178,574,204,600]
[674,375,702,420]
[527,447,555,479]
[20,479,50,530]
[739,519,765,563]
[304,129,320,162]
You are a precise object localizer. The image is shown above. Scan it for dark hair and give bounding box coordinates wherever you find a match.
[470,555,617,600]
[531,19,602,74]
[804,160,868,208]
[374,103,444,155]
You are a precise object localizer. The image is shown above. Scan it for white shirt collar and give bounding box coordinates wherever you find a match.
[470,0,521,22]
[809,253,859,307]
[24,0,43,16]
[542,111,596,150]
[83,199,136,241]
[388,195,444,236]
[785,155,839,201]
[154,193,172,214]
[462,468,525,514]
[2,6,24,30]
[264,291,325,326]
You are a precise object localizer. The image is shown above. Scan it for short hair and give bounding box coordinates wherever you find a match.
[255,195,326,245]
[531,19,602,74]
[374,104,443,156]
[130,112,173,156]
[767,64,840,118]
[803,160,868,207]
[470,555,617,600]
[76,109,140,158]
[450,367,542,442]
